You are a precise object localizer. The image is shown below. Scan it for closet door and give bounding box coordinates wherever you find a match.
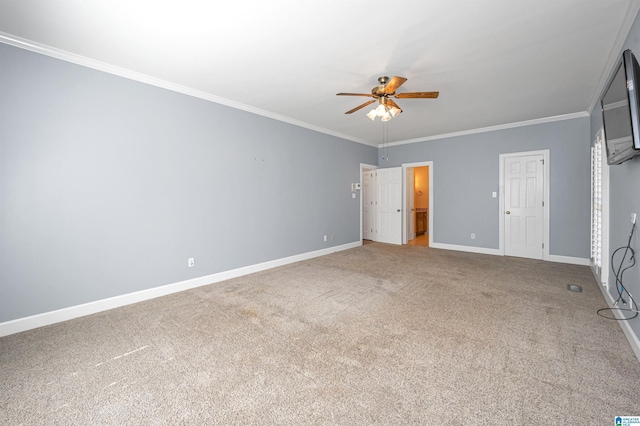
[504,154,544,259]
[376,167,402,245]
[363,170,376,241]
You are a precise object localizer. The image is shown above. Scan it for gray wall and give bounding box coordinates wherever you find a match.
[590,12,640,340]
[378,117,591,257]
[0,43,377,322]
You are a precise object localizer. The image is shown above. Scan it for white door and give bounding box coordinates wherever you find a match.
[406,167,416,242]
[377,167,402,245]
[362,169,376,241]
[504,154,544,259]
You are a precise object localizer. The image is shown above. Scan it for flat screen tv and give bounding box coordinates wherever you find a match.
[601,49,640,165]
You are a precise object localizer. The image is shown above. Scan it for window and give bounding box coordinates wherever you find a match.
[590,128,609,287]
[591,139,602,273]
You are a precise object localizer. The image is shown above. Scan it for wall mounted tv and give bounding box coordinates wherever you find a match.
[601,49,640,165]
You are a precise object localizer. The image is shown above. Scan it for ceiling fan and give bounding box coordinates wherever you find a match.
[337,76,439,121]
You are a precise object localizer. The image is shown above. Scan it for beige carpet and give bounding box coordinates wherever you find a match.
[1,243,639,424]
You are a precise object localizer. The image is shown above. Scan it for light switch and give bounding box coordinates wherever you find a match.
[492,192,497,198]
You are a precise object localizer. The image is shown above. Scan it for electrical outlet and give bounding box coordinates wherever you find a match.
[188,258,195,267]
[323,235,327,242]
[632,213,637,224]
[471,233,476,240]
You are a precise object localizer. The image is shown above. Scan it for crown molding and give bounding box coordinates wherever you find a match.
[0,32,374,147]
[0,31,597,150]
[378,111,590,148]
[587,1,640,115]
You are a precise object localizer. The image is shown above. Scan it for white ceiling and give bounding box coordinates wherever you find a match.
[1,1,639,146]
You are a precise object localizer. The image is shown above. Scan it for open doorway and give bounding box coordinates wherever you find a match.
[409,166,430,246]
[403,161,433,246]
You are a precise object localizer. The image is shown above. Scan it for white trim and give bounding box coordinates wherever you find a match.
[401,161,433,246]
[587,2,640,115]
[602,99,629,111]
[360,163,378,242]
[0,32,373,147]
[592,269,640,363]
[430,242,592,266]
[498,149,550,261]
[0,241,361,337]
[0,32,594,151]
[378,112,589,148]
[432,242,589,265]
[430,242,501,256]
[547,255,590,266]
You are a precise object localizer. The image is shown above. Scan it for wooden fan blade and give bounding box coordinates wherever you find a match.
[336,93,375,97]
[387,99,403,112]
[394,91,439,99]
[345,99,376,114]
[384,76,408,94]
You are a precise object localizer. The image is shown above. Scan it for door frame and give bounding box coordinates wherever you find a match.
[360,163,378,242]
[406,167,416,242]
[498,150,550,260]
[402,161,433,245]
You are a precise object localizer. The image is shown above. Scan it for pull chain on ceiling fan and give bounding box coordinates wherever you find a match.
[337,76,439,121]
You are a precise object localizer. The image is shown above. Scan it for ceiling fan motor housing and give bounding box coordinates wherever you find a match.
[372,76,390,96]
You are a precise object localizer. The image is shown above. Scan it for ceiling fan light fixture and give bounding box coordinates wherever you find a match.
[337,75,439,121]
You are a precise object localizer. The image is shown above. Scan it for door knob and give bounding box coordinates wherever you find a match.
[506,211,511,214]
[397,209,401,212]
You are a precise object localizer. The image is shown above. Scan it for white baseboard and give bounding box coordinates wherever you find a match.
[547,255,590,266]
[430,242,501,256]
[0,241,361,337]
[591,268,640,363]
[431,243,590,267]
